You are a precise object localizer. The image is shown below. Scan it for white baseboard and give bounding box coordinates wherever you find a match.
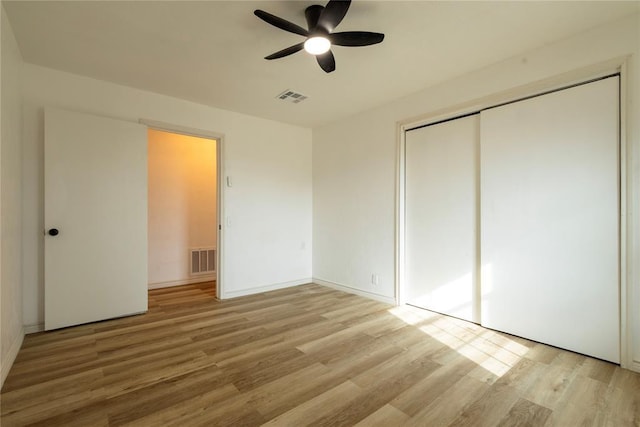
[313,278,397,305]
[24,323,44,334]
[631,359,640,373]
[220,278,312,299]
[148,274,216,290]
[1,327,25,389]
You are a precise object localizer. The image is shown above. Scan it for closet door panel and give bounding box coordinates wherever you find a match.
[405,115,479,322]
[480,77,619,362]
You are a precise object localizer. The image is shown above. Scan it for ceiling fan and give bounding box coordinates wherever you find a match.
[254,0,384,73]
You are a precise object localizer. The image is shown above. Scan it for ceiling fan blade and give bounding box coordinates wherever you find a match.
[305,5,324,31]
[265,43,305,60]
[330,31,385,47]
[316,50,336,73]
[316,0,351,33]
[254,10,309,37]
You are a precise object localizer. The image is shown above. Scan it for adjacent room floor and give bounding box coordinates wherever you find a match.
[1,282,638,426]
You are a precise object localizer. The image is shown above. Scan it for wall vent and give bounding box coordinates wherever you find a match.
[190,248,216,275]
[276,89,308,104]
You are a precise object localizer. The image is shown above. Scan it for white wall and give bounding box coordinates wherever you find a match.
[312,107,396,303]
[1,6,24,388]
[148,129,217,288]
[312,14,640,369]
[22,64,312,330]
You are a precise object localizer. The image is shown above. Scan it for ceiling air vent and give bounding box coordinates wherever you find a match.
[277,89,308,104]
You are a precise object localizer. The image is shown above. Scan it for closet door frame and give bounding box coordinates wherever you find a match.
[396,61,633,369]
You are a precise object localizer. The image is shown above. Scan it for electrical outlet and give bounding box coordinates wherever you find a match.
[371,274,379,286]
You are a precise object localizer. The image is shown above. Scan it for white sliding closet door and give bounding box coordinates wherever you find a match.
[405,115,479,323]
[480,77,619,362]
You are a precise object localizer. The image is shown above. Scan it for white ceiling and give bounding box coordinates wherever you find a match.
[4,1,639,128]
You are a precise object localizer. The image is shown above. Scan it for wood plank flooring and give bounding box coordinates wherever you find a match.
[1,282,639,426]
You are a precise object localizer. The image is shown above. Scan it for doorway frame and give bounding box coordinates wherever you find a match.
[140,118,225,299]
[395,57,633,370]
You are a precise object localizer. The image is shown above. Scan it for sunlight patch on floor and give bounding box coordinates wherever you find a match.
[389,304,529,378]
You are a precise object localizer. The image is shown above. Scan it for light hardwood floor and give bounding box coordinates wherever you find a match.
[1,282,639,426]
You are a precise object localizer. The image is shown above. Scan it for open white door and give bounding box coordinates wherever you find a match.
[44,108,148,330]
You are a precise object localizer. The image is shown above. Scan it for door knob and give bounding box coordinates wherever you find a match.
[48,228,59,236]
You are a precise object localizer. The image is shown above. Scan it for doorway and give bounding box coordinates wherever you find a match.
[147,128,221,297]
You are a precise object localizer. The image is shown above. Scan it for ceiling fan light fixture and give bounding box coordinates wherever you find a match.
[304,36,331,55]
[255,0,384,73]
